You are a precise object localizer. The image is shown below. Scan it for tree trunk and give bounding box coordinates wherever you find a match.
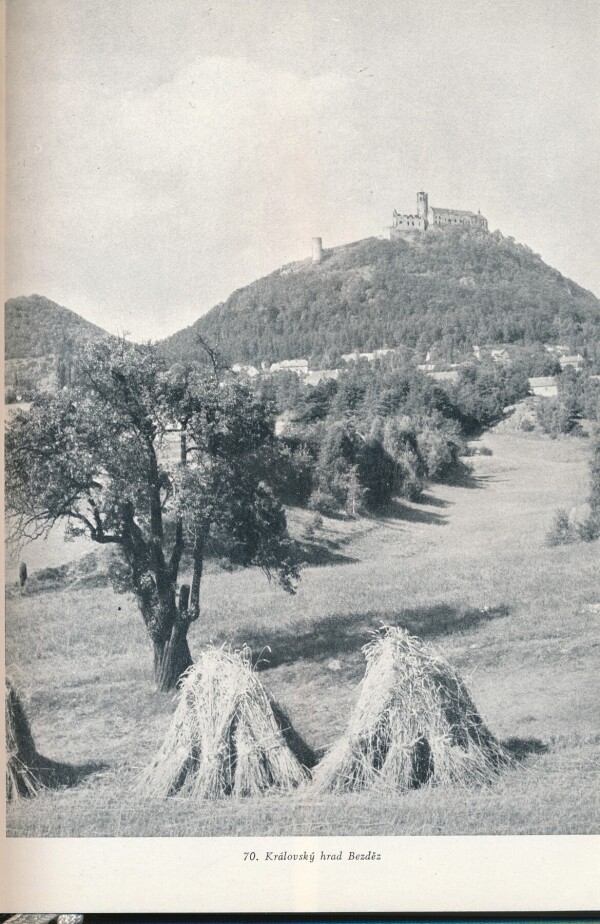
[153,621,193,692]
[121,503,192,692]
[153,583,193,692]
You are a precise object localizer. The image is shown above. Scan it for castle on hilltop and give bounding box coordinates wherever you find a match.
[389,191,488,239]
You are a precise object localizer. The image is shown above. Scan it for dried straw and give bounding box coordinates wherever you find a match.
[5,680,43,799]
[141,647,314,799]
[6,680,105,800]
[312,627,513,793]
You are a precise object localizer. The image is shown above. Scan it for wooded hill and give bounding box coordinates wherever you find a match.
[6,230,600,373]
[159,230,600,368]
[5,294,108,360]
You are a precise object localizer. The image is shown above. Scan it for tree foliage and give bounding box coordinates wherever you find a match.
[159,231,600,368]
[5,340,298,690]
[588,428,600,532]
[5,294,108,360]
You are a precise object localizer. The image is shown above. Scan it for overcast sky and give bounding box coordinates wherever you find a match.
[6,0,600,341]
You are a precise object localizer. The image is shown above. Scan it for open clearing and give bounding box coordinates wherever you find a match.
[5,424,600,836]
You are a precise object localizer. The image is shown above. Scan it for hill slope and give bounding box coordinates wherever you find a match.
[5,294,109,360]
[159,230,600,366]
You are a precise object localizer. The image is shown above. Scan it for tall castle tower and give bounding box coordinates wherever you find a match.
[416,191,429,226]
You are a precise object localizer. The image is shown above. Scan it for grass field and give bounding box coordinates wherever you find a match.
[5,422,600,836]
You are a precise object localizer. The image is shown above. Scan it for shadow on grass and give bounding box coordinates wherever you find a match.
[35,756,108,790]
[294,540,359,567]
[417,492,451,509]
[9,754,109,800]
[502,737,549,762]
[228,604,510,672]
[378,499,448,526]
[445,464,494,489]
[370,466,495,526]
[7,677,109,800]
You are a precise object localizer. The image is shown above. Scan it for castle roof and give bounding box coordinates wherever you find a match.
[430,206,481,219]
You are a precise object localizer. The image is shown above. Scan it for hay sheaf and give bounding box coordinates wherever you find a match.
[6,680,42,799]
[141,647,315,800]
[6,680,104,800]
[313,627,513,794]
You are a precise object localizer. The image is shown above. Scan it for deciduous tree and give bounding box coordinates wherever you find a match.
[5,340,298,691]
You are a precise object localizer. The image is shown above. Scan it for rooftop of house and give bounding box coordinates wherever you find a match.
[528,376,557,387]
[427,370,460,384]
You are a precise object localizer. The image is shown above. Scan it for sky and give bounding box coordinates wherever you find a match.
[5,0,600,341]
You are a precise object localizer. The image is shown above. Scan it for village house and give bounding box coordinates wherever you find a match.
[544,344,572,356]
[529,376,558,397]
[231,363,260,378]
[472,345,510,364]
[558,354,585,371]
[269,358,309,375]
[427,370,460,385]
[305,369,339,386]
[341,348,396,364]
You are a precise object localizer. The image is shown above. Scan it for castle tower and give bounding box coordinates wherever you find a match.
[416,191,429,226]
[312,237,323,263]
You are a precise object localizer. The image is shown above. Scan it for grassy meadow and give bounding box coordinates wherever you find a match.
[5,423,600,836]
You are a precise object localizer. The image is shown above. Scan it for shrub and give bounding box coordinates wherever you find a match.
[454,362,528,430]
[382,417,426,499]
[302,513,323,540]
[535,398,575,437]
[416,417,464,478]
[356,439,396,509]
[582,381,600,421]
[579,427,600,541]
[576,517,600,542]
[268,442,315,506]
[546,509,577,546]
[589,429,600,519]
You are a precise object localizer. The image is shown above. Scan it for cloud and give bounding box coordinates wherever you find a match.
[5,2,600,339]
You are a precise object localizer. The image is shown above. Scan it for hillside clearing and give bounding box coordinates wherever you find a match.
[5,426,600,836]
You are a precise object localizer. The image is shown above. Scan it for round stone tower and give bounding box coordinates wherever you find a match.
[312,237,323,263]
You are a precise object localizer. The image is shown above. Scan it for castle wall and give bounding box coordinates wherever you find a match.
[430,208,488,230]
[391,210,426,231]
[388,193,488,239]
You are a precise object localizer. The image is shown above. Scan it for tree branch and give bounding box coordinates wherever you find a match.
[195,334,230,383]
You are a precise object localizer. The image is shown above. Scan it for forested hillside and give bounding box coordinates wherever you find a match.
[159,230,600,367]
[5,294,108,359]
